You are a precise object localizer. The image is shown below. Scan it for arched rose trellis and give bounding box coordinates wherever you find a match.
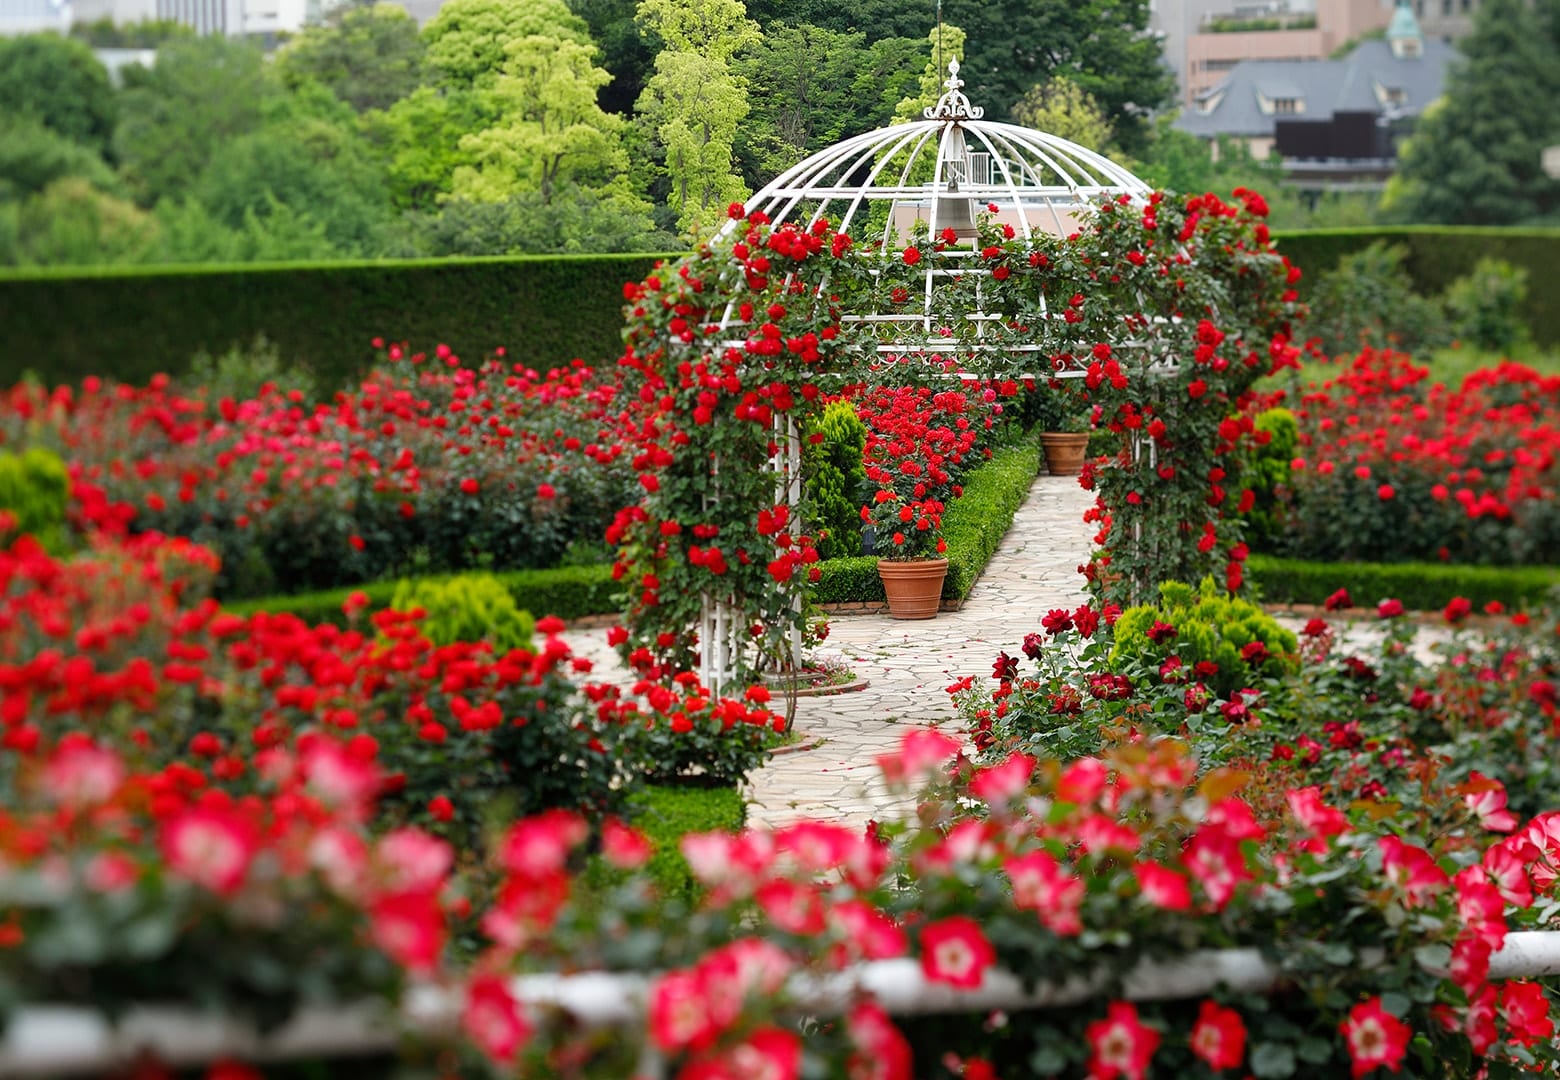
[611,66,1306,696]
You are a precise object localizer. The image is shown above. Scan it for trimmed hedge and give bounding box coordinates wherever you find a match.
[1248,553,1560,613]
[0,253,670,390]
[232,440,1046,623]
[939,439,1046,601]
[1274,227,1560,347]
[6,228,1553,390]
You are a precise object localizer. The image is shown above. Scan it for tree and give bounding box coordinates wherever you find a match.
[400,185,673,254]
[571,0,658,116]
[191,122,391,257]
[737,24,869,183]
[634,0,759,235]
[114,35,278,205]
[1391,0,1560,225]
[274,3,426,113]
[451,34,626,203]
[1012,75,1114,152]
[422,0,589,88]
[363,85,498,210]
[891,24,965,124]
[939,0,1174,154]
[742,0,930,41]
[0,116,121,201]
[0,33,116,153]
[2,177,159,266]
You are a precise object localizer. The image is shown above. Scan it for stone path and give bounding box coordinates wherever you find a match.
[560,474,1097,830]
[558,476,1460,832]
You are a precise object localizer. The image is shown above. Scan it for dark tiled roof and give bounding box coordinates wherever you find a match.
[1174,36,1456,138]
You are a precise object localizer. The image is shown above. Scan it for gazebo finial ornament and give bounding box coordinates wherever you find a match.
[923,58,984,121]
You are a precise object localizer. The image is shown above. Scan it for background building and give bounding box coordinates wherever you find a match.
[0,0,72,35]
[1174,3,1451,189]
[1154,0,1398,104]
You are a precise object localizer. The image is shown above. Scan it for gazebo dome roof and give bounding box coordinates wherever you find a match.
[727,59,1150,249]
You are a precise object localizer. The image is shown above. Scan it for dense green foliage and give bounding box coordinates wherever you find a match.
[1274,227,1560,347]
[803,400,868,561]
[1247,554,1560,613]
[1390,0,1560,226]
[1111,577,1299,697]
[389,573,536,653]
[0,448,70,552]
[614,784,747,906]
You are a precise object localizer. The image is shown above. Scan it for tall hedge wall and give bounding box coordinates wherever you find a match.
[0,253,670,390]
[1273,226,1560,347]
[1,228,1556,390]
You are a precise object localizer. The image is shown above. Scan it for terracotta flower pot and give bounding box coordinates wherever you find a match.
[1039,431,1091,476]
[877,557,949,620]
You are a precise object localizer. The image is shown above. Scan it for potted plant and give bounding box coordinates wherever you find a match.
[1035,380,1093,476]
[864,488,949,619]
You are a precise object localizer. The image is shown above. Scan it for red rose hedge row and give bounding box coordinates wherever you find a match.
[1254,350,1560,566]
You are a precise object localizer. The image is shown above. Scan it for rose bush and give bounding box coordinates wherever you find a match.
[0,351,642,599]
[0,531,782,864]
[14,721,1560,1079]
[1254,350,1560,566]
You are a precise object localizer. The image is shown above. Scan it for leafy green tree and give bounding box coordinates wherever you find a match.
[0,116,120,200]
[735,27,926,189]
[422,0,589,88]
[1391,0,1560,225]
[940,0,1173,154]
[890,24,965,124]
[0,33,116,153]
[1012,75,1114,152]
[274,3,426,113]
[2,177,159,266]
[396,184,673,254]
[190,104,392,257]
[570,0,657,116]
[152,192,354,262]
[363,85,498,210]
[635,0,759,235]
[452,34,627,203]
[114,35,278,205]
[742,0,929,41]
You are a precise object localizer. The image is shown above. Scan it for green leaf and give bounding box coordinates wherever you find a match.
[1380,991,1411,1017]
[1251,1041,1297,1078]
[1296,1035,1332,1064]
[1413,943,1451,973]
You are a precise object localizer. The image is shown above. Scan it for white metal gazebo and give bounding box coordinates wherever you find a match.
[699,62,1156,694]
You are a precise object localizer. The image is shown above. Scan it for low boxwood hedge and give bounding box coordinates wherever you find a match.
[232,440,1046,623]
[1248,553,1560,612]
[938,439,1045,602]
[227,563,619,626]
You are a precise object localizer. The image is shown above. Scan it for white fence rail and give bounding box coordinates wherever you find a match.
[10,932,1560,1077]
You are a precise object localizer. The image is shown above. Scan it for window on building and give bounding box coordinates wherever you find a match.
[1273,97,1300,113]
[1416,0,1424,13]
[1442,0,1452,13]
